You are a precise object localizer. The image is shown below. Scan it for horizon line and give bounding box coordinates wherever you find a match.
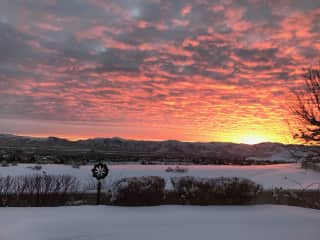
[0,132,299,146]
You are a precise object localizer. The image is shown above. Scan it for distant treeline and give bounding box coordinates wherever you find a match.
[0,148,288,165]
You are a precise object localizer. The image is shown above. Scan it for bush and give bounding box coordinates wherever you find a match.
[171,176,262,205]
[111,176,165,206]
[1,161,9,167]
[165,166,188,173]
[301,161,320,172]
[0,174,80,206]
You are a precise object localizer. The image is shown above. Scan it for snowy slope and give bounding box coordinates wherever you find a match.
[0,205,319,240]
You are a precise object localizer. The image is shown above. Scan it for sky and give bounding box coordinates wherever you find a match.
[0,0,319,143]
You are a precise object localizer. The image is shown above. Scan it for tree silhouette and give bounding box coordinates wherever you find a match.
[291,63,320,143]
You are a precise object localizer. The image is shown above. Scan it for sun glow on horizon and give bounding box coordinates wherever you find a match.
[238,135,268,145]
[221,128,282,144]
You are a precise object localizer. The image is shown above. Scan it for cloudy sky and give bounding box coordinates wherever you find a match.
[0,0,319,143]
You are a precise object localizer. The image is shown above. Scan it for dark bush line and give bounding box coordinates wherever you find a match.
[269,188,320,209]
[2,190,320,209]
[2,175,318,208]
[0,175,262,206]
[109,176,262,206]
[0,175,81,206]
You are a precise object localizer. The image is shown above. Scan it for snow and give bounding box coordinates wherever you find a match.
[0,205,319,240]
[0,163,319,190]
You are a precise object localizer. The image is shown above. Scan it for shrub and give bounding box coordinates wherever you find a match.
[71,162,81,169]
[171,176,262,205]
[0,174,80,206]
[111,176,165,206]
[301,161,320,172]
[32,165,42,171]
[165,166,188,173]
[1,161,9,167]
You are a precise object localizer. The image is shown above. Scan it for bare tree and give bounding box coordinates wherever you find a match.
[291,63,320,143]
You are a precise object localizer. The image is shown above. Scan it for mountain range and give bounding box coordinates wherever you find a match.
[0,134,319,164]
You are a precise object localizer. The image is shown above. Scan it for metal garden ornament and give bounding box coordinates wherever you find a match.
[91,162,109,204]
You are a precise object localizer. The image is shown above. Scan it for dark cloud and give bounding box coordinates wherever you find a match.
[10,0,106,19]
[43,35,100,61]
[0,22,32,63]
[235,48,278,62]
[115,26,192,45]
[290,0,320,11]
[93,48,152,73]
[244,2,282,26]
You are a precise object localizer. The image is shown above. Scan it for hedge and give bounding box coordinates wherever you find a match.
[111,176,165,206]
[171,176,262,205]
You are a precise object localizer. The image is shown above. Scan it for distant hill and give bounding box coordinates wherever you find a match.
[0,134,319,164]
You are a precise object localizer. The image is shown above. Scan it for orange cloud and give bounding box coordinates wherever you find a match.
[0,0,319,143]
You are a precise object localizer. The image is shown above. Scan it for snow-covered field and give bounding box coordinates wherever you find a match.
[0,163,320,190]
[0,205,319,240]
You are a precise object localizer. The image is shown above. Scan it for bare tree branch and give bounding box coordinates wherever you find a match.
[291,62,320,144]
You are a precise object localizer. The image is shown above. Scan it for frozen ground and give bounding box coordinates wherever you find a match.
[0,205,319,240]
[0,163,320,190]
